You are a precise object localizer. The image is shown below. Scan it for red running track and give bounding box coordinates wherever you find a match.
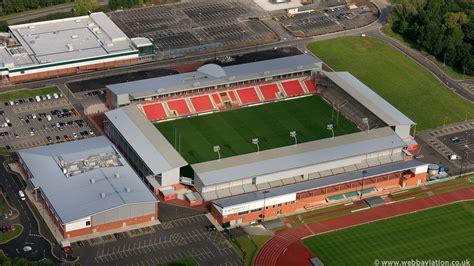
[254,186,474,266]
[259,84,280,101]
[167,99,191,116]
[142,103,167,121]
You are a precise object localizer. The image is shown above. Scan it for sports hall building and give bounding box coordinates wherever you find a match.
[16,137,158,240]
[0,12,153,82]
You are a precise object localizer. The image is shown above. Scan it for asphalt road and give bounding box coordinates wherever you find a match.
[0,158,57,262]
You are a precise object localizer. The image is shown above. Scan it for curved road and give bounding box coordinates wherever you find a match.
[0,158,58,262]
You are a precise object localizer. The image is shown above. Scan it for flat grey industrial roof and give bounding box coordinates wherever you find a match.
[192,127,407,186]
[3,12,135,69]
[104,105,187,175]
[324,72,415,126]
[17,136,157,224]
[107,54,321,98]
[213,159,428,208]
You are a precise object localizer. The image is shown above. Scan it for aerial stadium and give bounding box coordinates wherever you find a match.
[103,54,427,228]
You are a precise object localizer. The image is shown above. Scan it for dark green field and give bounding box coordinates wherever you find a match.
[304,201,474,265]
[156,95,359,164]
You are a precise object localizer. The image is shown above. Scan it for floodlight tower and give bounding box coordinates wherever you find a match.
[213,145,221,161]
[252,138,260,153]
[327,124,334,140]
[290,131,297,146]
[362,117,369,133]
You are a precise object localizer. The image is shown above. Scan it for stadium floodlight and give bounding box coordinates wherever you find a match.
[290,131,297,146]
[252,138,260,153]
[327,124,334,140]
[362,117,369,133]
[213,145,221,161]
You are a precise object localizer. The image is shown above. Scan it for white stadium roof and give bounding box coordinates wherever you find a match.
[324,72,415,126]
[192,127,407,187]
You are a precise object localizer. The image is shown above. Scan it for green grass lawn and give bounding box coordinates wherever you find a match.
[304,201,474,265]
[0,147,9,156]
[382,25,473,80]
[0,224,23,244]
[231,235,272,266]
[307,37,474,130]
[156,95,359,163]
[0,86,59,102]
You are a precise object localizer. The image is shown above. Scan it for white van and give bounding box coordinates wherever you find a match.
[18,190,26,201]
[35,96,41,102]
[46,115,52,121]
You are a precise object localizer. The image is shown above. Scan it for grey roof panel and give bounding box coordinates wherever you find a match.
[105,105,187,175]
[192,127,406,186]
[17,136,157,224]
[107,54,321,98]
[213,160,428,208]
[324,72,415,126]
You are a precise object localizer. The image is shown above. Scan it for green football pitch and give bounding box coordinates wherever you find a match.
[304,201,474,265]
[155,95,359,164]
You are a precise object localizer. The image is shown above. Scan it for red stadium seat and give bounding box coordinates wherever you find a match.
[259,83,280,101]
[281,80,305,97]
[228,91,237,102]
[191,95,214,112]
[304,80,317,93]
[237,88,260,104]
[167,99,191,116]
[142,103,167,121]
[212,94,222,104]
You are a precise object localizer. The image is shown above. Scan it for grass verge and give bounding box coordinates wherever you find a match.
[230,235,272,266]
[0,224,23,244]
[0,86,59,102]
[307,36,474,130]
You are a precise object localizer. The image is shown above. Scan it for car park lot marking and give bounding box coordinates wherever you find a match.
[76,215,242,266]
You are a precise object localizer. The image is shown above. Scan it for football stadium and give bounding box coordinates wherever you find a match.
[103,54,428,228]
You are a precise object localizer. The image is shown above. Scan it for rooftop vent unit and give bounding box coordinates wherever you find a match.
[263,70,270,75]
[29,25,35,29]
[88,23,95,27]
[228,76,236,81]
[75,19,81,23]
[100,192,106,198]
[90,178,96,184]
[125,187,131,193]
[71,35,78,39]
[66,43,73,52]
[114,173,120,179]
[296,65,303,70]
[192,81,200,87]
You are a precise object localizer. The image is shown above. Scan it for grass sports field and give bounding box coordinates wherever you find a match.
[304,201,474,265]
[307,37,474,130]
[156,95,359,164]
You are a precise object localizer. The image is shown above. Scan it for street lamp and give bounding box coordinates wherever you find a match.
[360,170,367,199]
[362,117,369,133]
[327,124,334,140]
[261,190,270,222]
[252,138,260,153]
[213,145,221,161]
[290,131,297,146]
[443,116,448,128]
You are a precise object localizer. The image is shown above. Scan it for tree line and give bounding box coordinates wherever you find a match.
[389,0,473,75]
[0,0,72,16]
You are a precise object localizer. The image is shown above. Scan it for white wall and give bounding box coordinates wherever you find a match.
[221,193,296,216]
[65,216,91,232]
[395,125,411,139]
[161,167,180,186]
[414,164,428,174]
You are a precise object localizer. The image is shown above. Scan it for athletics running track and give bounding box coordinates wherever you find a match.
[254,186,474,266]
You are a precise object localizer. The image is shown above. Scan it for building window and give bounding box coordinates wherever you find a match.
[86,221,91,226]
[278,204,282,207]
[238,211,249,215]
[251,208,262,213]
